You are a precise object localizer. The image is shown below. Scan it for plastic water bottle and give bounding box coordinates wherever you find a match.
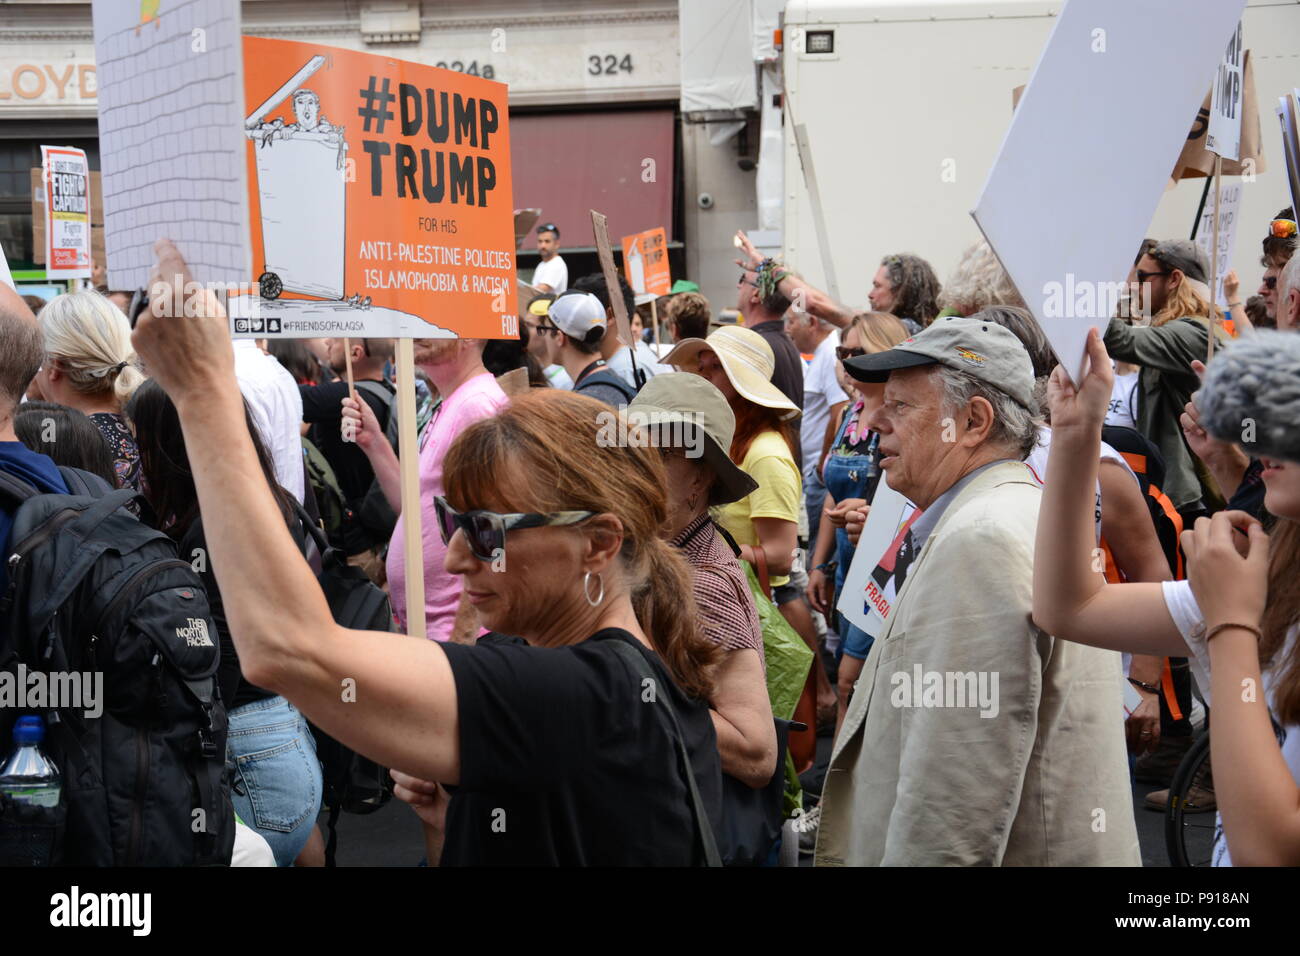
[0,716,61,808]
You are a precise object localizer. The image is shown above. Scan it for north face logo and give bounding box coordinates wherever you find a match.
[176,618,213,647]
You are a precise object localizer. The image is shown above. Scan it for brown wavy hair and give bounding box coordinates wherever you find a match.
[1262,520,1300,726]
[441,390,721,700]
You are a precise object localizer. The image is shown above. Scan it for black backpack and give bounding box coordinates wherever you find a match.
[575,368,639,404]
[294,500,395,866]
[0,467,233,866]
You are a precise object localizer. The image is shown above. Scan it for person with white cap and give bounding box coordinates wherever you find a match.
[814,316,1139,867]
[548,290,636,406]
[664,327,836,728]
[1104,239,1231,516]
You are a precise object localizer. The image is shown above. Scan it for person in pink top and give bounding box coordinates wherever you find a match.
[343,337,508,640]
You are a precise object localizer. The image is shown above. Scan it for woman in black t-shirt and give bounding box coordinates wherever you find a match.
[393,391,725,865]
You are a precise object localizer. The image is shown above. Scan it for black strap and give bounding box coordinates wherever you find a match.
[606,639,721,867]
[712,522,744,559]
[71,488,143,539]
[290,497,330,557]
[0,469,38,504]
[575,359,606,385]
[56,466,113,498]
[576,370,636,403]
[674,515,715,552]
[354,380,395,420]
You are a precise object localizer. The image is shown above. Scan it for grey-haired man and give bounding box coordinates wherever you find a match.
[814,317,1139,866]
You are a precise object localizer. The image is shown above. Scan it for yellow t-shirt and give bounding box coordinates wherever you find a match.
[713,429,803,589]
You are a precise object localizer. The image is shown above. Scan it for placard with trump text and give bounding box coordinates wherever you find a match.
[621,227,670,297]
[234,37,517,339]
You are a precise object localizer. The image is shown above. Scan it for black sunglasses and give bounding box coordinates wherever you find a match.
[835,346,865,362]
[1263,275,1279,290]
[1135,269,1170,284]
[433,496,595,562]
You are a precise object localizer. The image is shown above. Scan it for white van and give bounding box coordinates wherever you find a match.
[780,0,1300,309]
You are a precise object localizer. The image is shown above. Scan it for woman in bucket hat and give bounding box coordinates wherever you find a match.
[629,374,779,863]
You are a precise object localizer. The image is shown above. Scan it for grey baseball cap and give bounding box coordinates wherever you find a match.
[1150,239,1210,284]
[843,315,1037,410]
[627,373,759,505]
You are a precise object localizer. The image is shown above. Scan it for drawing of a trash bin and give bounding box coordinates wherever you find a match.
[245,55,347,301]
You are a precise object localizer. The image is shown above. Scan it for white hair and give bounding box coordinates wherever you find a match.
[937,240,1026,315]
[1281,250,1300,304]
[932,365,1038,460]
[38,290,144,405]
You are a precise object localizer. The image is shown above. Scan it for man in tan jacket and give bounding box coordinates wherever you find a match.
[816,317,1139,866]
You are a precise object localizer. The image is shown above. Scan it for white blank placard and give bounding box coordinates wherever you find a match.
[973,0,1246,383]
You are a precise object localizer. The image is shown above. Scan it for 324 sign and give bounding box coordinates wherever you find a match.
[588,54,633,76]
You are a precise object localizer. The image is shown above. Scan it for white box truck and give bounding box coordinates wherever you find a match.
[780,0,1300,308]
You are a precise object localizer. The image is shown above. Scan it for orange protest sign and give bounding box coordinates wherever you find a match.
[621,227,670,297]
[236,37,517,339]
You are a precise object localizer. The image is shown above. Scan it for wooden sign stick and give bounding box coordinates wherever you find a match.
[343,337,356,398]
[652,296,661,351]
[395,338,425,639]
[1208,154,1223,362]
[590,209,641,388]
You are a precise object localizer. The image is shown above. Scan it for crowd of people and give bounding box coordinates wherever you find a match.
[1,204,1298,867]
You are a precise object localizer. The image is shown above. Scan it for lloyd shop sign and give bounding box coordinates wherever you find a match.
[0,57,97,110]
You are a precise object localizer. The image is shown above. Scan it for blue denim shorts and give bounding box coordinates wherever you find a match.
[839,616,876,661]
[227,695,322,867]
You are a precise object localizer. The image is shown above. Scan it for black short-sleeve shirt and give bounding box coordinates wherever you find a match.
[438,629,722,866]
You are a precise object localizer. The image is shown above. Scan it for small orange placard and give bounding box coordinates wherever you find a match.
[621,226,670,297]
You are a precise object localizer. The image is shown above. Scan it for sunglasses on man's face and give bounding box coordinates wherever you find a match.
[835,346,865,362]
[1263,275,1279,290]
[1135,269,1171,284]
[433,496,595,562]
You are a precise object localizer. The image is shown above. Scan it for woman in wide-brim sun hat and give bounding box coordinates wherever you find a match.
[664,326,800,421]
[663,325,803,594]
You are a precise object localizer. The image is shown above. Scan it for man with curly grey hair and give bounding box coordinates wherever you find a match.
[869,253,942,332]
[814,316,1139,866]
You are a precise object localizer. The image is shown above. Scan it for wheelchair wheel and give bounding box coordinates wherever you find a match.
[1164,730,1214,867]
